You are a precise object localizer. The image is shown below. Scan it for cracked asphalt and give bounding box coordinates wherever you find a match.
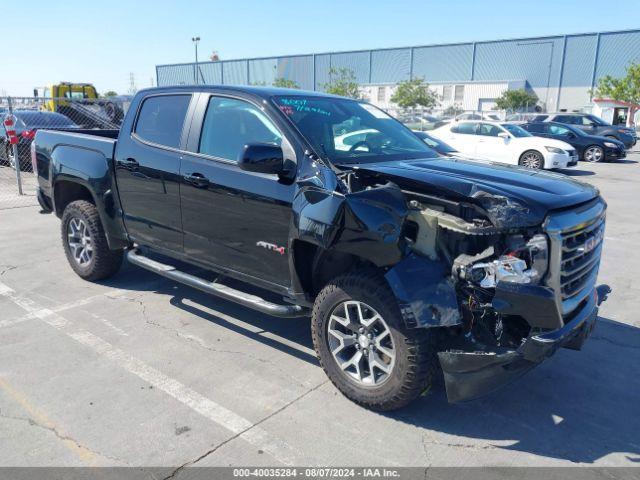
[0,152,639,470]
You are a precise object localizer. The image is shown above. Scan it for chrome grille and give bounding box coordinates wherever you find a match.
[544,199,606,319]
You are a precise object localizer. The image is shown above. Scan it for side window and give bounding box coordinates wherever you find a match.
[580,116,596,126]
[456,122,478,135]
[555,115,576,124]
[548,124,570,135]
[523,123,544,133]
[199,97,282,161]
[134,95,191,148]
[479,123,501,136]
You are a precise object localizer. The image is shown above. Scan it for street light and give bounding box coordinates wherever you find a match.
[192,36,201,84]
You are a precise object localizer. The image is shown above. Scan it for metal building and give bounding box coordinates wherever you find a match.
[156,29,640,112]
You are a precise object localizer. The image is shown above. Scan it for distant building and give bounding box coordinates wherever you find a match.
[157,29,640,114]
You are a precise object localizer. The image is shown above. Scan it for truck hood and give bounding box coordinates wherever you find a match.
[348,157,599,228]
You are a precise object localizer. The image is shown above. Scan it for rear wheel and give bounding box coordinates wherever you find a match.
[61,200,123,281]
[583,145,604,163]
[311,270,438,411]
[519,150,544,169]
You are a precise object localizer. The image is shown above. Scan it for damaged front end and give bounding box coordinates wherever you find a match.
[300,163,609,403]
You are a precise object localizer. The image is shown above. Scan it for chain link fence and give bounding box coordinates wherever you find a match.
[0,96,129,210]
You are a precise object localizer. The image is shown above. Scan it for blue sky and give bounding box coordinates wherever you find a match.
[2,0,639,96]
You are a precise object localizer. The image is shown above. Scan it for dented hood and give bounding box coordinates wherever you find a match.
[348,157,599,228]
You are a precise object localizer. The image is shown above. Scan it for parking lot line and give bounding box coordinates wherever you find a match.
[0,281,300,466]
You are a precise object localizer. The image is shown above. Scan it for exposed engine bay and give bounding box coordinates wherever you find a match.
[339,167,551,352]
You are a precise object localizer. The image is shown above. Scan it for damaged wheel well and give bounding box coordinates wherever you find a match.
[292,240,379,297]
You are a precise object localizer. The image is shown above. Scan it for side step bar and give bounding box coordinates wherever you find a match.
[126,249,308,318]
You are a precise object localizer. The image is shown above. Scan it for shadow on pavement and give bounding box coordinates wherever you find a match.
[561,169,595,176]
[387,315,640,464]
[102,262,640,464]
[100,259,317,366]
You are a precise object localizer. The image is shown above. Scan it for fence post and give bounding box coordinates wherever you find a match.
[7,97,23,195]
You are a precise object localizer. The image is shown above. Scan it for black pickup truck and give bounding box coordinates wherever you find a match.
[33,86,610,410]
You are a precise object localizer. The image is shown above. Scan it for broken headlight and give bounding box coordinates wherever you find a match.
[465,234,549,288]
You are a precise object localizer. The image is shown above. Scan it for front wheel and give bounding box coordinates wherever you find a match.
[519,150,544,169]
[311,270,438,411]
[61,200,123,281]
[583,145,604,163]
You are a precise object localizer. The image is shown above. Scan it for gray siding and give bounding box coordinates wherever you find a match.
[156,29,640,110]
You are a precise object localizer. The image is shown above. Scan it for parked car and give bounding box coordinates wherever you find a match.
[430,120,578,169]
[521,121,626,162]
[399,114,443,131]
[0,110,80,171]
[34,86,608,409]
[505,113,548,122]
[533,112,636,148]
[412,130,459,156]
[455,113,500,121]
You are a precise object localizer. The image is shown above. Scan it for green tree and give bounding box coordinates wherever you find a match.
[495,89,538,111]
[593,61,640,123]
[322,68,360,99]
[443,104,463,117]
[390,78,438,109]
[272,77,300,89]
[102,90,118,97]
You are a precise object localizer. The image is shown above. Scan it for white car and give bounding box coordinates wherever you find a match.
[430,121,578,169]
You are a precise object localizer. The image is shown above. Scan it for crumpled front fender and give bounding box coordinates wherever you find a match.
[384,253,462,328]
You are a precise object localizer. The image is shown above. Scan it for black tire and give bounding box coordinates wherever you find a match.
[519,150,544,169]
[311,270,439,411]
[583,145,604,163]
[61,200,123,281]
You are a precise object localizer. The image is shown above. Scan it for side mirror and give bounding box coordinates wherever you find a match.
[567,132,576,139]
[238,143,284,174]
[498,132,510,139]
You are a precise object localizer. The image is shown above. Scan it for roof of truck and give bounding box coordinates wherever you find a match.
[137,85,343,100]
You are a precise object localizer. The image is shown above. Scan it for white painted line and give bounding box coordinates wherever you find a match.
[0,281,299,465]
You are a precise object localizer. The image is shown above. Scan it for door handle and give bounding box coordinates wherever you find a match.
[183,172,209,187]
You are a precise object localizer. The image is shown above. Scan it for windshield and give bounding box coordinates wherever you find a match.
[500,123,532,138]
[273,96,437,164]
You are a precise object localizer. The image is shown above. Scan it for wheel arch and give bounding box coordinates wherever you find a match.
[53,176,128,250]
[291,239,380,298]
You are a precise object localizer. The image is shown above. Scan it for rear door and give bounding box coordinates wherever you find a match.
[179,94,294,287]
[449,122,480,156]
[115,93,194,252]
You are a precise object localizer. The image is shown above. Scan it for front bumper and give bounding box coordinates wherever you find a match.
[605,147,627,161]
[438,284,610,403]
[543,152,571,169]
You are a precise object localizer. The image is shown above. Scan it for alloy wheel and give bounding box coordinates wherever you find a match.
[584,146,603,162]
[327,300,396,386]
[67,217,93,266]
[521,152,543,169]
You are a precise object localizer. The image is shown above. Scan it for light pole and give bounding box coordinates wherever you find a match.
[192,36,201,84]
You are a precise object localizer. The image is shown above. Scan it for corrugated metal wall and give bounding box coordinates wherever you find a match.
[156,29,640,110]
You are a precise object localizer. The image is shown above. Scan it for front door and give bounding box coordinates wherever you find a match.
[115,94,192,252]
[475,123,510,163]
[179,95,293,287]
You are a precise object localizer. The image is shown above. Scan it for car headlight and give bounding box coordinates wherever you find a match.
[545,146,565,154]
[463,234,549,288]
[604,141,618,148]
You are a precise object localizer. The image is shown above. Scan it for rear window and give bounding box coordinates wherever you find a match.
[134,95,191,148]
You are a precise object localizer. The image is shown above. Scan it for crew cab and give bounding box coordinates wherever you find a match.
[431,120,578,169]
[33,86,609,410]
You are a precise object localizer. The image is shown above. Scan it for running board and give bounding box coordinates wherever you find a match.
[126,249,307,318]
